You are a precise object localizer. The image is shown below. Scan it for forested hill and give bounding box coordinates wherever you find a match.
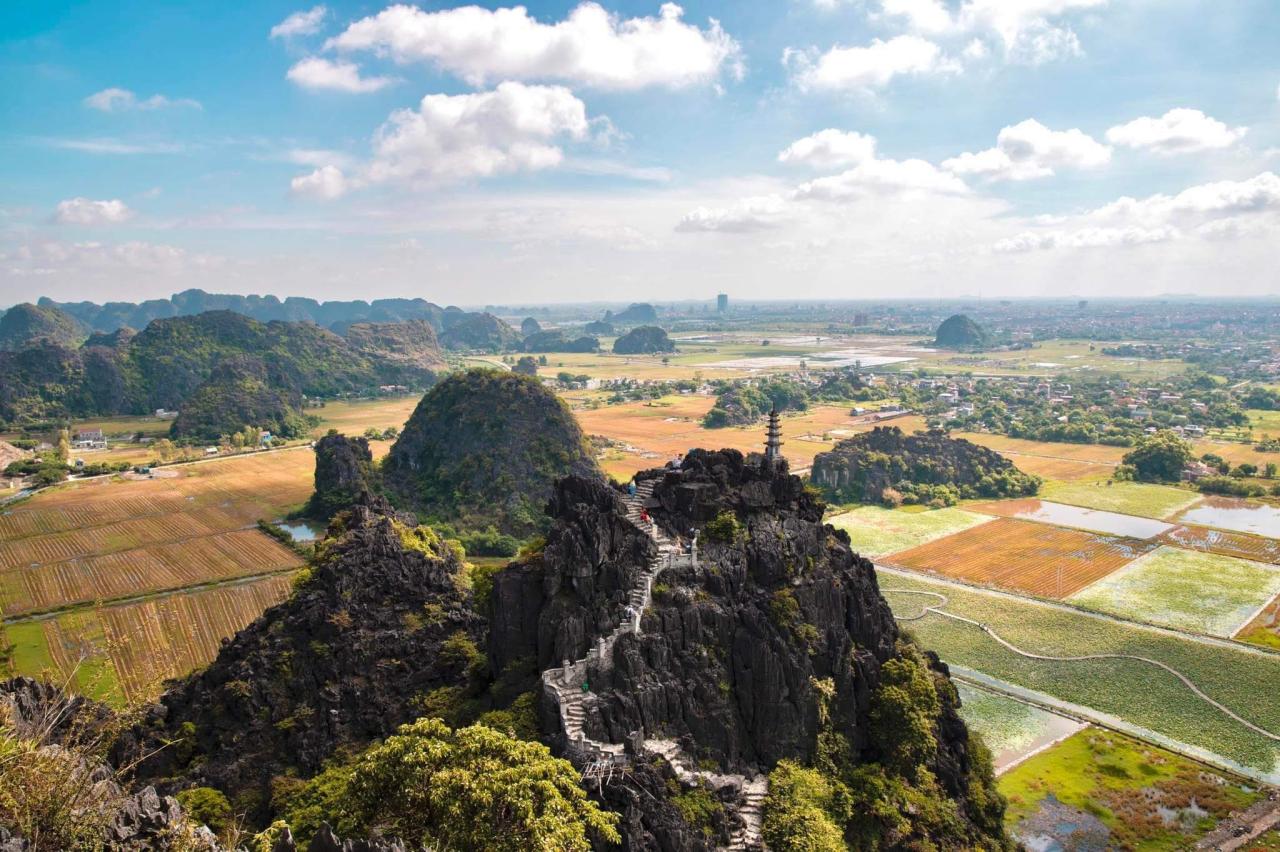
[0,310,445,428]
[32,288,446,333]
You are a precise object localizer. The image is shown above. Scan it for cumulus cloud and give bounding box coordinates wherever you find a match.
[778,129,877,169]
[291,82,600,198]
[1105,108,1247,155]
[53,198,134,225]
[286,57,395,93]
[676,195,790,233]
[943,119,1110,180]
[1089,172,1280,225]
[83,88,201,112]
[325,2,741,90]
[795,156,969,199]
[271,6,328,39]
[785,35,950,92]
[9,239,216,277]
[290,165,351,200]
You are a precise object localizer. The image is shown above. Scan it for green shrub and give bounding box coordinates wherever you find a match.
[175,787,232,834]
[671,784,723,838]
[704,510,742,544]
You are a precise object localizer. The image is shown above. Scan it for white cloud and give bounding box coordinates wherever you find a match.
[795,157,969,199]
[994,225,1177,253]
[286,57,395,93]
[53,198,134,225]
[943,119,1110,180]
[46,138,186,155]
[778,129,877,169]
[291,165,351,200]
[325,2,741,90]
[291,82,600,198]
[874,0,1106,65]
[1106,108,1248,155]
[271,6,328,39]
[285,148,358,170]
[83,88,201,112]
[785,35,950,92]
[676,195,790,232]
[1089,172,1280,225]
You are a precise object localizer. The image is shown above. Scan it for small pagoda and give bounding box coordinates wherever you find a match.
[764,405,784,468]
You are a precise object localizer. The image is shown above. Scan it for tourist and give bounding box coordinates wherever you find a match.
[628,479,637,497]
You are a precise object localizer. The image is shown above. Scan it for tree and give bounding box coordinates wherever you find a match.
[512,356,538,377]
[55,430,70,463]
[1121,430,1193,483]
[152,438,176,461]
[315,718,619,851]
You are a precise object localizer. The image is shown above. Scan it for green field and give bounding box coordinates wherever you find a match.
[1000,728,1260,850]
[1039,480,1201,519]
[881,568,1280,773]
[826,506,993,557]
[1069,546,1280,638]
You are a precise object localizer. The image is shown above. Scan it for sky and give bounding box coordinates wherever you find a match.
[1,0,1278,306]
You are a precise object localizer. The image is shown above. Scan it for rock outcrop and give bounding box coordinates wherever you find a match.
[612,325,676,355]
[383,369,600,536]
[305,433,378,520]
[342,319,447,379]
[934,313,990,350]
[437,312,519,352]
[810,425,1040,505]
[0,302,85,351]
[127,500,485,818]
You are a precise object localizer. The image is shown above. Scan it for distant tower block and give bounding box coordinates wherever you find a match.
[717,293,728,312]
[764,405,784,467]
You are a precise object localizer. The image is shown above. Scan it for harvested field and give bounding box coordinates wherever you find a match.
[826,506,993,557]
[1068,546,1280,638]
[580,396,926,479]
[310,395,421,437]
[1038,480,1201,519]
[954,433,1128,465]
[993,455,1111,482]
[0,449,313,614]
[5,573,294,704]
[886,517,1153,598]
[1160,524,1280,564]
[1,530,301,616]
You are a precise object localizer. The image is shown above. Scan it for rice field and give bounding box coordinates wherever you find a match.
[2,573,294,704]
[880,568,1280,774]
[1160,524,1280,565]
[886,517,1153,599]
[954,433,1128,465]
[1038,480,1202,520]
[826,506,993,557]
[1068,546,1280,638]
[955,683,1085,773]
[309,395,422,437]
[0,450,313,615]
[999,728,1261,850]
[1235,596,1280,651]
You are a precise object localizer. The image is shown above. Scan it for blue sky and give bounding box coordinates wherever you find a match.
[1,0,1278,305]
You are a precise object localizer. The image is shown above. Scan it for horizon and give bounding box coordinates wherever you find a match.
[2,1,1279,304]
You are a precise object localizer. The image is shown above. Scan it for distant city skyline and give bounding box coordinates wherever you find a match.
[2,0,1278,304]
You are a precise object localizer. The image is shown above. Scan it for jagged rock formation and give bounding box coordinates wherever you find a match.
[934,314,990,350]
[305,433,378,520]
[610,303,659,326]
[584,319,614,335]
[521,317,542,336]
[613,325,676,355]
[342,319,447,378]
[437,312,520,352]
[522,330,599,353]
[0,302,85,351]
[811,426,1041,505]
[383,369,599,536]
[490,450,1009,849]
[126,500,485,818]
[169,355,308,440]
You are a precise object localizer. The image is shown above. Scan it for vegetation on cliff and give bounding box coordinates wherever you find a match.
[438,312,520,352]
[934,314,990,350]
[0,302,85,351]
[612,325,676,355]
[522,330,599,353]
[168,355,315,441]
[304,432,379,520]
[383,369,599,536]
[609,303,659,326]
[811,426,1040,506]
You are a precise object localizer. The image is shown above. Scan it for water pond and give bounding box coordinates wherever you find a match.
[997,500,1172,540]
[1175,497,1280,539]
[274,519,324,542]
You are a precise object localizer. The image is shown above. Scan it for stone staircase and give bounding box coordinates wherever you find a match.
[541,477,768,850]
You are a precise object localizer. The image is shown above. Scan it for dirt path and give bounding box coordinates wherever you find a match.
[1195,793,1280,850]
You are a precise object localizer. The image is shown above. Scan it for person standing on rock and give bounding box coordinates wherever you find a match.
[628,479,637,498]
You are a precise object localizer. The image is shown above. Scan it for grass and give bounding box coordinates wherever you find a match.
[1040,480,1202,520]
[999,728,1260,850]
[825,506,992,557]
[1068,546,1280,638]
[880,568,1280,772]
